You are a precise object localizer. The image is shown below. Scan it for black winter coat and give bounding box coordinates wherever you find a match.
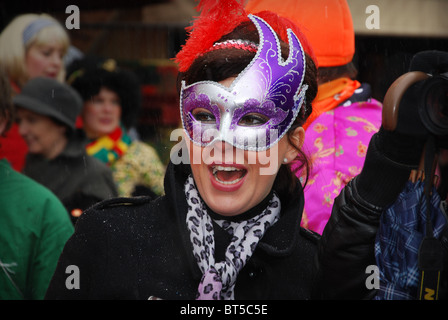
[45,132,422,300]
[45,161,321,300]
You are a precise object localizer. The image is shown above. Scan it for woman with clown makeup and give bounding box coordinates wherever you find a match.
[45,1,425,300]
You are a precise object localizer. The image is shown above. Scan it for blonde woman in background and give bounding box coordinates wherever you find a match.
[0,13,70,171]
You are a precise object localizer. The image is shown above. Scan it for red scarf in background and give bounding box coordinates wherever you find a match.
[85,126,132,166]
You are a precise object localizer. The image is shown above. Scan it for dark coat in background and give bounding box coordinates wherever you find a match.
[23,130,118,224]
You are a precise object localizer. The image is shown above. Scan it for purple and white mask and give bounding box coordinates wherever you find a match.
[180,14,308,151]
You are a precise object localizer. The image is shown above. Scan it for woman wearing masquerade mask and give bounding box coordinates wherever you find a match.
[45,1,423,300]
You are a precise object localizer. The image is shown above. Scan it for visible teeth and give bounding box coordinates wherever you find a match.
[214,176,244,185]
[212,166,243,175]
[212,166,244,184]
[214,176,243,184]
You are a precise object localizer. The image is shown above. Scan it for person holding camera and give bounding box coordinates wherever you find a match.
[317,50,448,299]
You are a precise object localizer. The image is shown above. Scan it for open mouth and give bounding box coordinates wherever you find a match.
[211,165,247,185]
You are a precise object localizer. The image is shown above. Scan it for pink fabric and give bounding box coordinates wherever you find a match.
[294,98,383,234]
[197,267,223,300]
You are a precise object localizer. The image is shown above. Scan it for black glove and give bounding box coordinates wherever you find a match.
[356,51,448,208]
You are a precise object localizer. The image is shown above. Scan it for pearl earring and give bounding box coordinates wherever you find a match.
[283,158,288,164]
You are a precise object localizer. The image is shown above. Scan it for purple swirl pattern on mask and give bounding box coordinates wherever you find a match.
[180,14,307,151]
[183,91,222,144]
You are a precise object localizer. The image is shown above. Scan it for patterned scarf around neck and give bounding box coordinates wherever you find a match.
[86,125,132,165]
[184,175,280,300]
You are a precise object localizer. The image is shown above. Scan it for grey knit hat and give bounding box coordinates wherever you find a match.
[13,77,82,129]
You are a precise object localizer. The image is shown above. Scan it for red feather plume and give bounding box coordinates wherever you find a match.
[174,0,317,72]
[174,0,249,72]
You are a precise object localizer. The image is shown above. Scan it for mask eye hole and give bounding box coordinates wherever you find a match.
[191,108,216,124]
[238,113,269,127]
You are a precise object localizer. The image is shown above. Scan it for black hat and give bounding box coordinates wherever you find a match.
[13,77,82,129]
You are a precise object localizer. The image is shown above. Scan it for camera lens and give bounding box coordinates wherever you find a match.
[419,74,448,136]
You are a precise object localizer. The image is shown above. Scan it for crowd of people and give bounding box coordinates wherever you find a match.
[0,0,447,301]
[0,12,165,299]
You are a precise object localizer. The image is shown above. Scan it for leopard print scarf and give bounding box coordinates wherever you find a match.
[184,175,280,300]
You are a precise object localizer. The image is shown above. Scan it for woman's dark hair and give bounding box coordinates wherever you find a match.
[178,20,318,203]
[67,56,142,130]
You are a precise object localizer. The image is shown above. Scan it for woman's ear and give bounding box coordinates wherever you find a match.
[284,126,304,163]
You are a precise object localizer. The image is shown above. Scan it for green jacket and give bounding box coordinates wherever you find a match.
[0,159,74,299]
